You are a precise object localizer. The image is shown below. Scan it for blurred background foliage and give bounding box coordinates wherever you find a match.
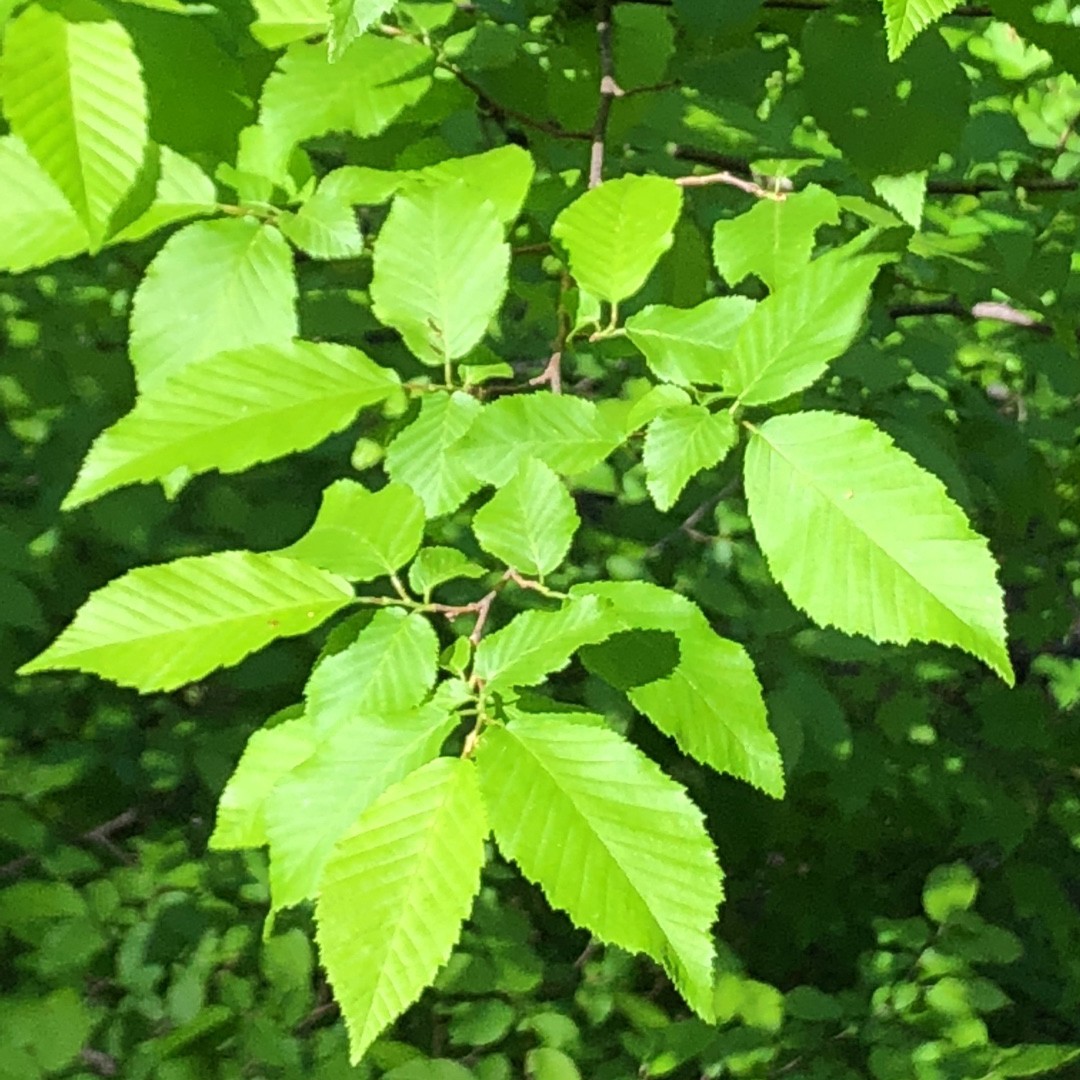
[2,0,1080,1077]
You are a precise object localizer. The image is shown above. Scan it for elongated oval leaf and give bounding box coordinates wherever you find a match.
[0,2,148,246]
[385,393,484,518]
[316,757,487,1063]
[461,394,623,486]
[643,406,738,512]
[472,459,579,578]
[278,480,424,581]
[64,342,400,510]
[477,713,721,1020]
[729,252,882,407]
[371,179,510,367]
[572,581,784,797]
[625,297,755,388]
[744,411,1012,683]
[129,218,297,388]
[552,176,683,304]
[305,608,439,734]
[266,702,456,910]
[18,552,354,691]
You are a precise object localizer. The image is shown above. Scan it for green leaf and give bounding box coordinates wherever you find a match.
[625,298,755,388]
[266,702,456,910]
[129,218,297,389]
[385,392,484,517]
[476,713,721,1020]
[277,183,363,259]
[251,0,329,48]
[0,135,89,272]
[211,715,317,851]
[994,1046,1080,1078]
[462,394,623,486]
[743,411,1013,683]
[316,757,487,1064]
[18,552,354,692]
[472,459,579,578]
[329,0,396,61]
[625,384,692,432]
[412,145,535,226]
[872,171,927,229]
[108,146,218,245]
[319,163,406,205]
[408,547,486,600]
[259,36,432,169]
[279,480,425,582]
[922,863,978,923]
[573,581,784,796]
[305,608,439,734]
[0,2,148,246]
[728,252,882,407]
[64,342,400,510]
[473,595,614,693]
[711,184,839,290]
[371,179,510,367]
[881,0,962,59]
[643,407,738,512]
[552,175,683,304]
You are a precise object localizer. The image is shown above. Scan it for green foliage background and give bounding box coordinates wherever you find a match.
[2,0,1080,1077]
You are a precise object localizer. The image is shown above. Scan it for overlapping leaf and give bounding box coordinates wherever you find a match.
[643,407,738,511]
[552,176,683,303]
[266,702,455,910]
[625,298,755,388]
[278,480,424,581]
[250,0,329,48]
[316,757,487,1063]
[277,183,363,259]
[477,714,721,1019]
[385,393,483,517]
[0,2,148,246]
[412,146,535,226]
[408,547,486,600]
[129,218,297,388]
[371,179,509,367]
[743,411,1012,682]
[472,460,579,578]
[329,0,397,61]
[305,608,439,734]
[64,343,400,510]
[461,395,624,486]
[881,0,962,59]
[18,553,354,692]
[573,581,784,796]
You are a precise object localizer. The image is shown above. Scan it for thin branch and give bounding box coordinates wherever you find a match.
[676,170,785,199]
[889,299,1052,335]
[588,0,622,188]
[927,175,1078,194]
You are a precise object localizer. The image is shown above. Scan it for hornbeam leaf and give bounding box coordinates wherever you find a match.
[329,0,396,61]
[408,547,486,600]
[472,459,579,578]
[250,0,329,48]
[278,480,425,582]
[643,406,738,512]
[259,36,431,169]
[211,714,316,851]
[743,411,1012,683]
[461,394,623,486]
[266,702,455,910]
[385,393,484,517]
[129,218,297,389]
[473,595,615,693]
[552,176,683,304]
[64,343,400,510]
[305,608,439,734]
[625,297,755,388]
[371,179,510,368]
[412,146,535,226]
[477,713,721,1020]
[277,184,363,259]
[712,184,840,290]
[728,252,882,407]
[316,757,487,1064]
[18,552,354,692]
[0,135,89,272]
[881,0,962,59]
[572,581,784,797]
[0,2,148,247]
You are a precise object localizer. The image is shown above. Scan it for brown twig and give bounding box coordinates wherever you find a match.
[889,299,1052,335]
[588,0,623,188]
[676,170,785,199]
